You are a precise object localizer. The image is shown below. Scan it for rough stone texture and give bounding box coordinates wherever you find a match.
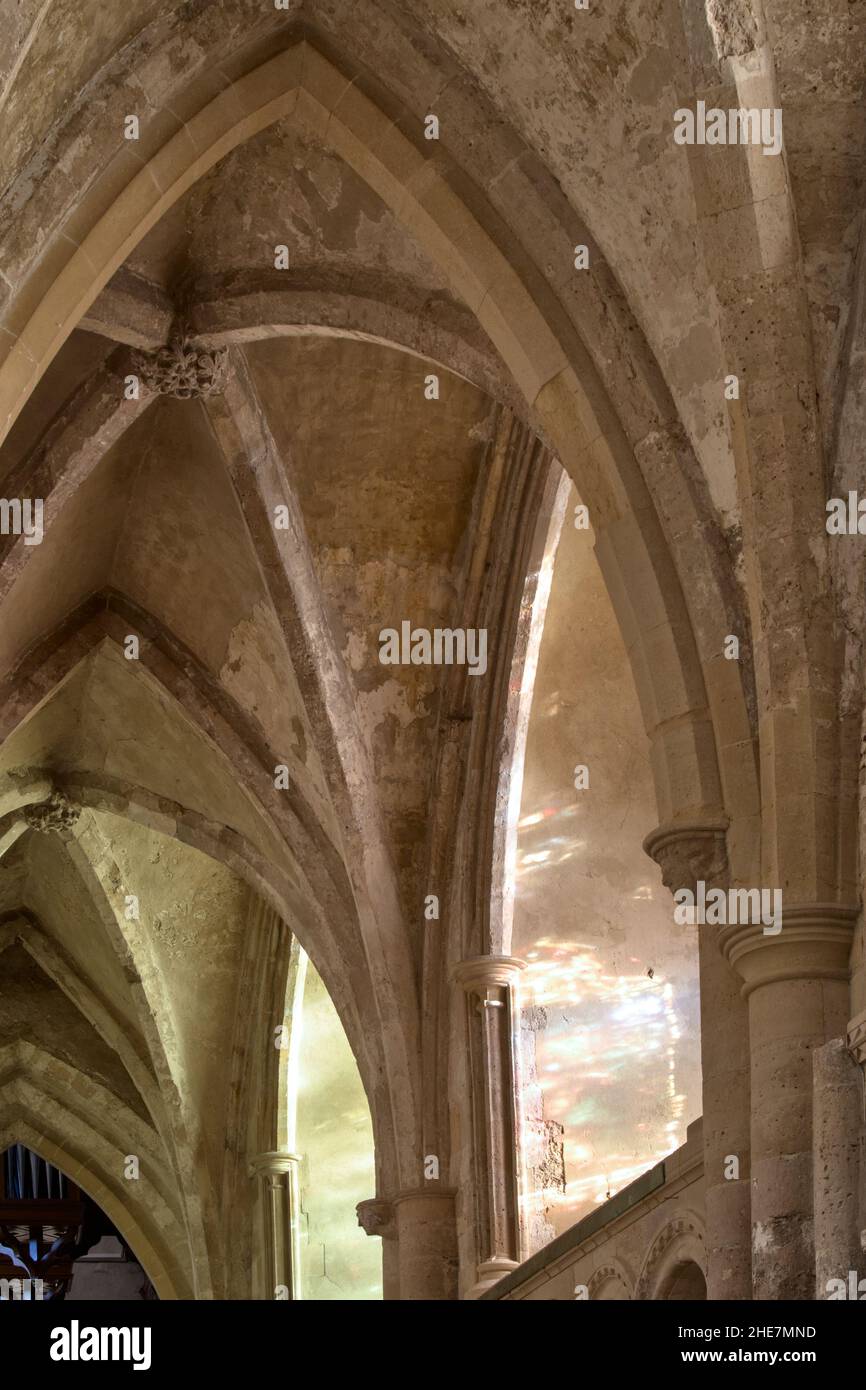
[705,0,761,60]
[0,0,863,1304]
[813,1038,863,1298]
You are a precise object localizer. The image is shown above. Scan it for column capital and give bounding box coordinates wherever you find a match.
[719,903,858,996]
[23,789,81,836]
[643,820,729,893]
[847,1009,866,1067]
[356,1198,396,1240]
[452,955,525,994]
[248,1150,302,1179]
[131,329,230,399]
[392,1187,458,1206]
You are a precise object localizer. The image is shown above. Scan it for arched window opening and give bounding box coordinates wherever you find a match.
[508,478,702,1247]
[279,946,382,1300]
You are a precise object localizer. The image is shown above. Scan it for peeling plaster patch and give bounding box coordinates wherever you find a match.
[316,550,457,685]
[352,209,444,281]
[626,45,671,105]
[302,150,343,211]
[667,321,720,397]
[132,121,453,295]
[358,678,420,741]
[220,603,322,788]
[129,36,209,112]
[752,1221,775,1253]
[344,629,368,673]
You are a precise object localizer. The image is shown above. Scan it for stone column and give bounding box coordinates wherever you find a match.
[721,905,857,1299]
[847,1011,866,1285]
[645,823,752,1300]
[453,955,524,1297]
[393,1189,458,1300]
[813,1036,863,1297]
[249,1151,302,1299]
[356,1198,400,1300]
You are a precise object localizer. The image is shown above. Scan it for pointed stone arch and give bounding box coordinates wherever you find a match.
[0,1042,191,1298]
[0,910,164,1126]
[0,37,755,863]
[57,816,218,1297]
[82,267,518,410]
[0,603,411,1200]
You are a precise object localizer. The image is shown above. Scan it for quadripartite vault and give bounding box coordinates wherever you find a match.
[0,0,865,1307]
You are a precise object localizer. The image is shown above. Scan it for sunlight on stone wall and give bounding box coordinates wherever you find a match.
[295,960,382,1299]
[512,485,701,1240]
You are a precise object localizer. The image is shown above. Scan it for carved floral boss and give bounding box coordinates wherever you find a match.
[132,332,229,400]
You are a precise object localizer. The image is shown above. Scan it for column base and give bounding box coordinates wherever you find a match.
[464,1257,519,1300]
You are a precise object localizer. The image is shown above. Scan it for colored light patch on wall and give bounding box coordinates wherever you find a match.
[511,485,701,1240]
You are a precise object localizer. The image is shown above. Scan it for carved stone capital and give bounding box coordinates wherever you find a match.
[719,904,858,997]
[452,955,525,995]
[132,331,229,399]
[643,821,729,894]
[393,1187,458,1206]
[23,791,80,834]
[248,1150,302,1180]
[847,1009,866,1068]
[356,1198,396,1241]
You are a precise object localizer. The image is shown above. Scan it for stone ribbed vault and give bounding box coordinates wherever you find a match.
[0,0,863,1303]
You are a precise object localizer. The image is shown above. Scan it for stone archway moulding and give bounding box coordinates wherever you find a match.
[0,612,401,1195]
[0,1125,184,1300]
[80,267,520,409]
[635,1212,707,1301]
[0,1051,190,1299]
[0,38,751,860]
[587,1259,634,1300]
[0,38,584,441]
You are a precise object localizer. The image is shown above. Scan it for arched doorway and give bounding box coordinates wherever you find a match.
[659,1260,707,1301]
[0,1145,155,1300]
